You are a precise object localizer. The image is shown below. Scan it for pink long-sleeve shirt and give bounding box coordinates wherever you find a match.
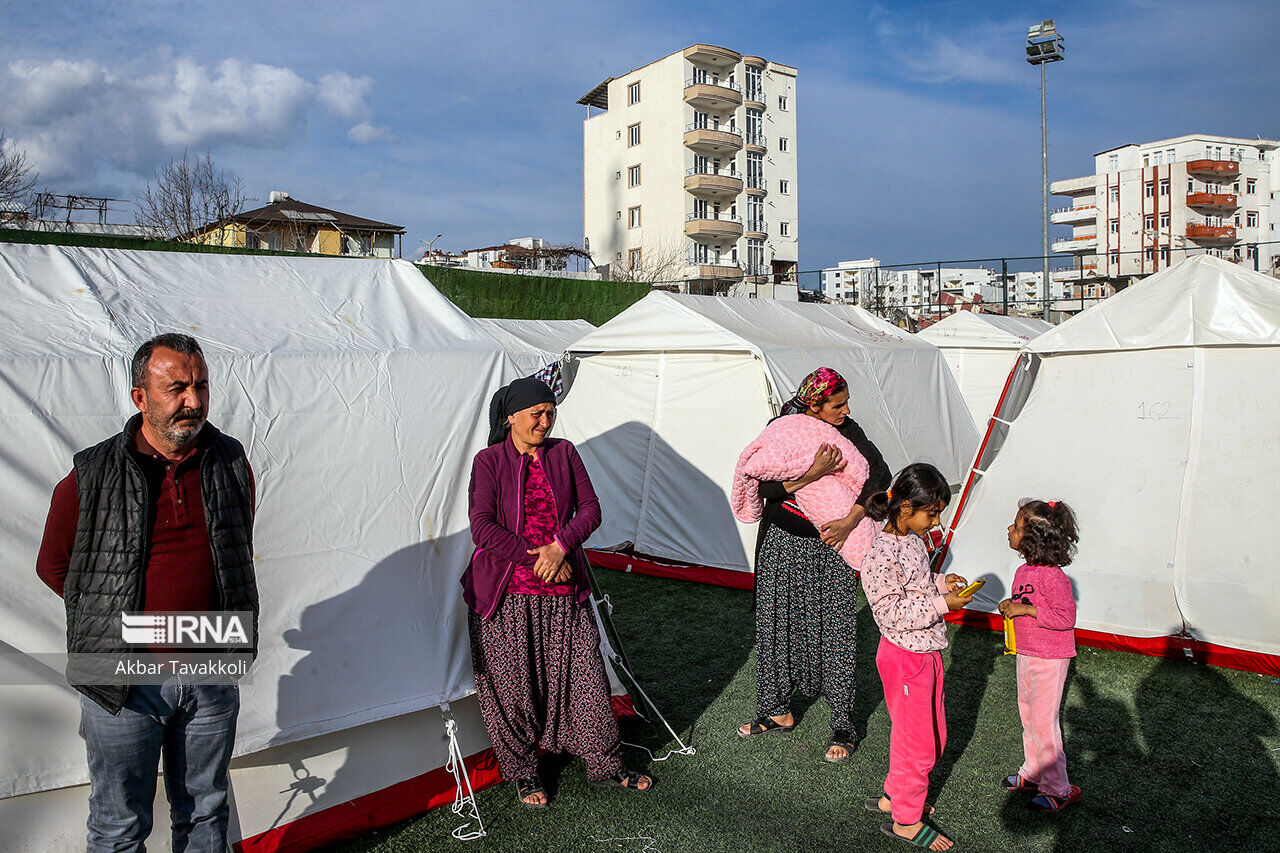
[861,529,951,653]
[1010,564,1077,659]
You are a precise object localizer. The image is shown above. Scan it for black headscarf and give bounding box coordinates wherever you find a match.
[487,376,557,446]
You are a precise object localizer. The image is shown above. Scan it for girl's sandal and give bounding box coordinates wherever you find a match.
[880,820,953,849]
[514,776,548,809]
[737,716,795,738]
[1001,772,1038,791]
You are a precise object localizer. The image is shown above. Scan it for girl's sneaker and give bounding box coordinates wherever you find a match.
[1001,773,1037,791]
[1030,785,1082,812]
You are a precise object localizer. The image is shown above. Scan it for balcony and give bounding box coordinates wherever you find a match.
[1050,175,1095,196]
[1186,191,1238,210]
[684,44,742,67]
[744,131,766,152]
[745,219,767,238]
[1051,264,1102,282]
[1186,224,1237,243]
[1186,159,1240,178]
[745,176,767,195]
[685,168,743,201]
[1051,234,1097,253]
[687,257,743,279]
[684,123,743,155]
[685,212,744,241]
[684,78,743,112]
[1050,204,1096,225]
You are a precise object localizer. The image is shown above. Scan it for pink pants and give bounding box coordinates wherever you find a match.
[1016,654,1071,797]
[877,637,946,826]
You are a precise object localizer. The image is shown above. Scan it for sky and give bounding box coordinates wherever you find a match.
[2,0,1277,276]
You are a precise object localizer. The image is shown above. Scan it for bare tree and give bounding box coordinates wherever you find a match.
[135,151,248,243]
[607,239,687,284]
[503,242,595,273]
[0,132,38,210]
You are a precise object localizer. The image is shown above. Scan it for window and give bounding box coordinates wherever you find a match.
[1144,214,1154,230]
[628,164,641,187]
[1145,247,1154,261]
[628,248,642,269]
[745,108,763,146]
[1167,148,1176,163]
[1143,153,1150,167]
[778,137,789,152]
[1247,211,1259,228]
[628,81,640,105]
[1160,212,1170,228]
[745,66,763,102]
[1109,187,1119,203]
[1144,181,1154,198]
[1247,178,1257,194]
[1160,246,1170,263]
[1109,219,1120,234]
[1233,181,1241,193]
[1159,179,1170,196]
[615,170,621,180]
[778,94,788,110]
[1234,213,1241,226]
[1109,251,1119,266]
[628,206,641,228]
[1107,154,1119,171]
[627,123,640,147]
[1247,245,1258,261]
[780,221,790,237]
[1188,179,1195,193]
[779,179,790,194]
[1154,151,1164,166]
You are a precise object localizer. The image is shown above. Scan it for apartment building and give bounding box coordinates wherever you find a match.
[579,44,798,291]
[1051,134,1280,297]
[822,260,1016,317]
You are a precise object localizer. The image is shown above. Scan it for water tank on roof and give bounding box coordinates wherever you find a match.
[269,191,290,203]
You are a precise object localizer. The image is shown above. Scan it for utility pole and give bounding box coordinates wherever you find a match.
[1027,20,1064,321]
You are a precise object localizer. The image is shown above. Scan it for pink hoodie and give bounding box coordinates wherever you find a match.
[1009,564,1077,659]
[861,529,951,653]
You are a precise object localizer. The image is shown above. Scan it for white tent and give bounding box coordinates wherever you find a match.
[475,318,594,377]
[0,243,510,850]
[557,291,978,579]
[943,256,1280,673]
[917,312,1053,428]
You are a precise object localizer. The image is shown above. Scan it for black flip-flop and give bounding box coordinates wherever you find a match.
[864,792,935,816]
[514,776,548,809]
[591,769,655,792]
[880,820,953,849]
[824,729,858,762]
[737,716,796,738]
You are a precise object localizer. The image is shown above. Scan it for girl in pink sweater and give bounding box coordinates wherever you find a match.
[861,463,974,851]
[997,499,1081,813]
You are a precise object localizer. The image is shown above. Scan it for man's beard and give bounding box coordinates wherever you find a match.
[155,407,205,445]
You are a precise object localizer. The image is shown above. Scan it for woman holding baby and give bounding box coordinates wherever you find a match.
[736,367,891,762]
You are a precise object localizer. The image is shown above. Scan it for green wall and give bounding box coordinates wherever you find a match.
[419,265,650,325]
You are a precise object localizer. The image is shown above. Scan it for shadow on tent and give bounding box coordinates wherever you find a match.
[233,532,488,852]
[994,630,1280,853]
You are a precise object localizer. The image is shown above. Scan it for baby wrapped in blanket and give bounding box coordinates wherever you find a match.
[732,414,881,570]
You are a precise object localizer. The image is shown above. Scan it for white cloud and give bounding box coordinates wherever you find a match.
[0,53,390,183]
[347,121,396,145]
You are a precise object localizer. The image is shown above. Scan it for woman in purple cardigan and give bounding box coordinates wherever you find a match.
[462,376,655,808]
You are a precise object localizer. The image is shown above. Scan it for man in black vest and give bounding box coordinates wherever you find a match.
[37,333,257,853]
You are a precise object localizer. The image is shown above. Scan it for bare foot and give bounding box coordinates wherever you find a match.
[738,712,794,737]
[826,743,849,761]
[523,789,547,806]
[893,820,952,851]
[878,795,935,816]
[619,773,653,791]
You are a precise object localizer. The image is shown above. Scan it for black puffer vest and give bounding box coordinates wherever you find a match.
[65,414,258,713]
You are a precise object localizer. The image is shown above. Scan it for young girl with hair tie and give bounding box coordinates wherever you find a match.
[998,499,1082,813]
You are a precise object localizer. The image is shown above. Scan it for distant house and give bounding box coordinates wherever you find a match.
[192,191,405,258]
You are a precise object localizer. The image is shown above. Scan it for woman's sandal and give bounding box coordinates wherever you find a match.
[592,769,655,792]
[737,716,796,738]
[1030,785,1082,812]
[824,729,858,762]
[514,776,548,809]
[880,820,953,849]
[863,793,936,816]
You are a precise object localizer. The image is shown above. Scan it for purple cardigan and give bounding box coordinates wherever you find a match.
[462,436,602,620]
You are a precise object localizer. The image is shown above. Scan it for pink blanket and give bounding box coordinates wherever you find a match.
[732,414,881,570]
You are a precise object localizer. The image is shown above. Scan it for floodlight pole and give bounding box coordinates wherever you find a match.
[1039,59,1050,321]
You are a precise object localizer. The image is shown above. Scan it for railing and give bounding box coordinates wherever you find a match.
[686,212,742,222]
[685,77,742,93]
[685,167,742,179]
[746,176,766,191]
[687,256,742,269]
[1050,204,1095,214]
[685,122,742,137]
[744,132,767,147]
[745,86,764,103]
[746,220,767,233]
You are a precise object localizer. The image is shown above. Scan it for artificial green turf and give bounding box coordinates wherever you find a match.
[337,570,1280,853]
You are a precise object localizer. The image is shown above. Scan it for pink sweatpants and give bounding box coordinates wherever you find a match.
[1016,654,1071,797]
[876,637,946,826]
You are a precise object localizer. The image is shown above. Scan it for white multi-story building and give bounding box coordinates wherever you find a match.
[1051,134,1280,297]
[579,44,798,292]
[820,258,878,303]
[822,260,1014,317]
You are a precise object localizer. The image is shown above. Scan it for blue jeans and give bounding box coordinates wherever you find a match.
[80,683,239,853]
